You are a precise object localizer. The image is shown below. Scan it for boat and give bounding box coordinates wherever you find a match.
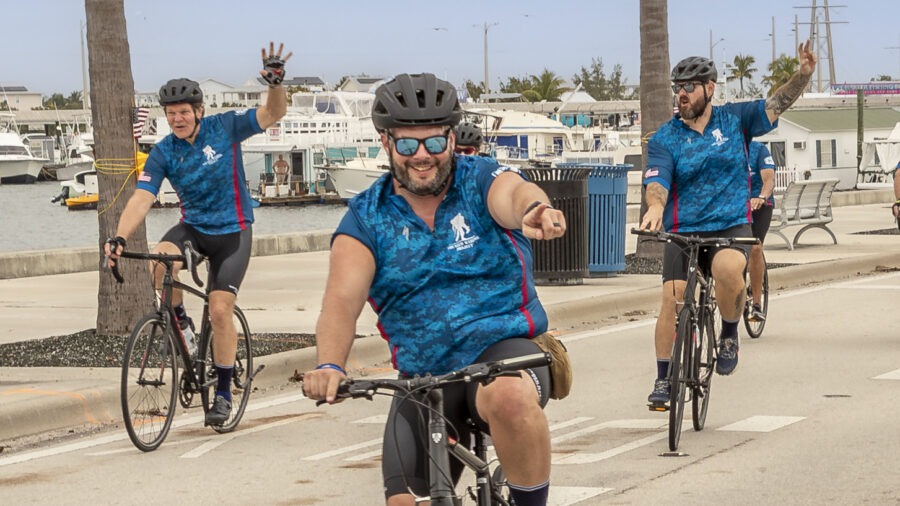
[241,90,382,200]
[320,147,388,200]
[0,112,48,184]
[51,151,177,210]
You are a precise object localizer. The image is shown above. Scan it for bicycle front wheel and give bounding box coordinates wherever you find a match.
[200,306,253,433]
[669,306,693,451]
[692,285,718,431]
[121,314,178,452]
[743,266,769,339]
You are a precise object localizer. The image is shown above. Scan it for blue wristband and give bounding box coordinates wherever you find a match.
[315,362,347,375]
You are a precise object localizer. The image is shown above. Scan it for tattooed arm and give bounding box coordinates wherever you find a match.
[765,40,817,123]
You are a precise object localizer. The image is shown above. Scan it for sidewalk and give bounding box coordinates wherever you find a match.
[1,202,898,444]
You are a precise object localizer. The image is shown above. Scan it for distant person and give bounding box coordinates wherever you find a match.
[454,121,484,156]
[273,154,290,196]
[301,72,567,506]
[640,41,816,408]
[747,141,776,322]
[104,42,291,427]
[892,161,900,228]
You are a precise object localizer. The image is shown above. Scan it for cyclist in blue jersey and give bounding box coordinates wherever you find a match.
[105,42,291,426]
[454,120,484,155]
[640,41,816,408]
[302,73,566,506]
[747,141,776,322]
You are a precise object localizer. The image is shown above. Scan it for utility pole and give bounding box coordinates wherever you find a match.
[709,29,724,61]
[794,0,847,92]
[80,20,90,109]
[887,34,900,79]
[771,16,777,67]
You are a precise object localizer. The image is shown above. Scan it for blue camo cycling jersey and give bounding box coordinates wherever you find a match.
[137,110,263,235]
[334,155,548,376]
[748,141,776,206]
[645,99,777,232]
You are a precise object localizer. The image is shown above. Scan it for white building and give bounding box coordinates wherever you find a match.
[756,107,900,190]
[0,85,43,111]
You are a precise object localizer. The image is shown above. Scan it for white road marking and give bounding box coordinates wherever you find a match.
[554,431,670,464]
[834,284,900,290]
[303,438,382,461]
[353,415,387,424]
[717,415,805,432]
[181,416,307,459]
[873,368,900,380]
[549,486,613,504]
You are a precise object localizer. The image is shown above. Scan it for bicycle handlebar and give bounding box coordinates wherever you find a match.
[318,352,552,406]
[631,228,759,247]
[105,241,205,287]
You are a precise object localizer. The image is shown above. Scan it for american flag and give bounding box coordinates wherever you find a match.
[132,107,150,139]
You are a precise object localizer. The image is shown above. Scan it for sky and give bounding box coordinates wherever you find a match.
[2,0,898,98]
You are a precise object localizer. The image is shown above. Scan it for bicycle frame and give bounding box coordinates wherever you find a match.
[322,352,551,505]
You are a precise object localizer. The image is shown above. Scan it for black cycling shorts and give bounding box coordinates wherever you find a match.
[751,205,773,242]
[160,223,252,295]
[381,337,551,499]
[661,224,752,282]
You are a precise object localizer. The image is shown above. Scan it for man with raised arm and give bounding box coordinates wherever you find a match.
[105,42,291,426]
[641,42,816,408]
[302,73,566,506]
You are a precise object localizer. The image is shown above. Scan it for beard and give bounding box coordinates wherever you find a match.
[388,151,454,196]
[678,93,708,120]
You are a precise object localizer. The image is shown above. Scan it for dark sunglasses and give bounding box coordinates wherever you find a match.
[671,81,704,93]
[389,132,449,156]
[455,146,477,155]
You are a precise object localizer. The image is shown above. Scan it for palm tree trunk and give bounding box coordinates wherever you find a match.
[636,0,670,259]
[86,0,154,335]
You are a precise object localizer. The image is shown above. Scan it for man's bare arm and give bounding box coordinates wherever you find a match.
[765,40,816,123]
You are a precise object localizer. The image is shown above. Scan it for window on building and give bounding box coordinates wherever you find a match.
[816,139,836,168]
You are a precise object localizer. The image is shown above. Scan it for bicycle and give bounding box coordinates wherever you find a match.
[108,242,263,452]
[743,249,769,339]
[632,228,757,451]
[310,351,551,506]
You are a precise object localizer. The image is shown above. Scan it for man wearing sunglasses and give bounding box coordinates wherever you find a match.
[640,42,817,409]
[302,73,565,506]
[454,120,485,156]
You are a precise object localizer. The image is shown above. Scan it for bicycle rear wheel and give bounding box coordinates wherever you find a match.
[200,306,253,433]
[743,265,769,338]
[121,314,178,452]
[692,285,718,431]
[668,306,693,451]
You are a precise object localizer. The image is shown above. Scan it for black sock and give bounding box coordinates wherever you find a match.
[721,319,739,338]
[508,481,549,506]
[657,359,670,380]
[215,365,233,401]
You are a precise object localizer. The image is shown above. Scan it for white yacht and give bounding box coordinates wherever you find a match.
[0,113,48,184]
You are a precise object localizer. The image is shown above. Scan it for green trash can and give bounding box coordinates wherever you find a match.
[522,165,592,286]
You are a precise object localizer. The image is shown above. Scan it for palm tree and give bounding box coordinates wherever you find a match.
[636,0,670,259]
[729,54,757,98]
[762,54,800,97]
[522,69,569,102]
[86,0,154,334]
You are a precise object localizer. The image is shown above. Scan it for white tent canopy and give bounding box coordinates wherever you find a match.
[857,121,900,188]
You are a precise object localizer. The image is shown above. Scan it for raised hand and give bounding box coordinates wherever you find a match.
[260,41,293,86]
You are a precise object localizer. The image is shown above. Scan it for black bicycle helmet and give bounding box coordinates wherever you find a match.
[671,57,718,83]
[158,78,203,106]
[371,73,462,131]
[454,121,483,147]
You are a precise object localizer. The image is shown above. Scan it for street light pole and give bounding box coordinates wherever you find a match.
[478,22,499,96]
[709,29,724,61]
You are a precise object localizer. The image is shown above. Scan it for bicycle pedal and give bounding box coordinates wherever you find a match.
[648,403,669,412]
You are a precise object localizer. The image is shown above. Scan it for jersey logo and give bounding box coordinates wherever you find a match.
[764,155,774,165]
[202,145,223,166]
[448,213,479,251]
[402,226,410,241]
[711,128,729,146]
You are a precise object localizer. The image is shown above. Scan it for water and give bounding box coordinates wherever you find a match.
[0,182,348,253]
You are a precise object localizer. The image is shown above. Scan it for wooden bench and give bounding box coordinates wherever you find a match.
[768,178,840,251]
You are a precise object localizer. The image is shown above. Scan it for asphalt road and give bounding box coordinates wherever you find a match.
[1,272,899,505]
